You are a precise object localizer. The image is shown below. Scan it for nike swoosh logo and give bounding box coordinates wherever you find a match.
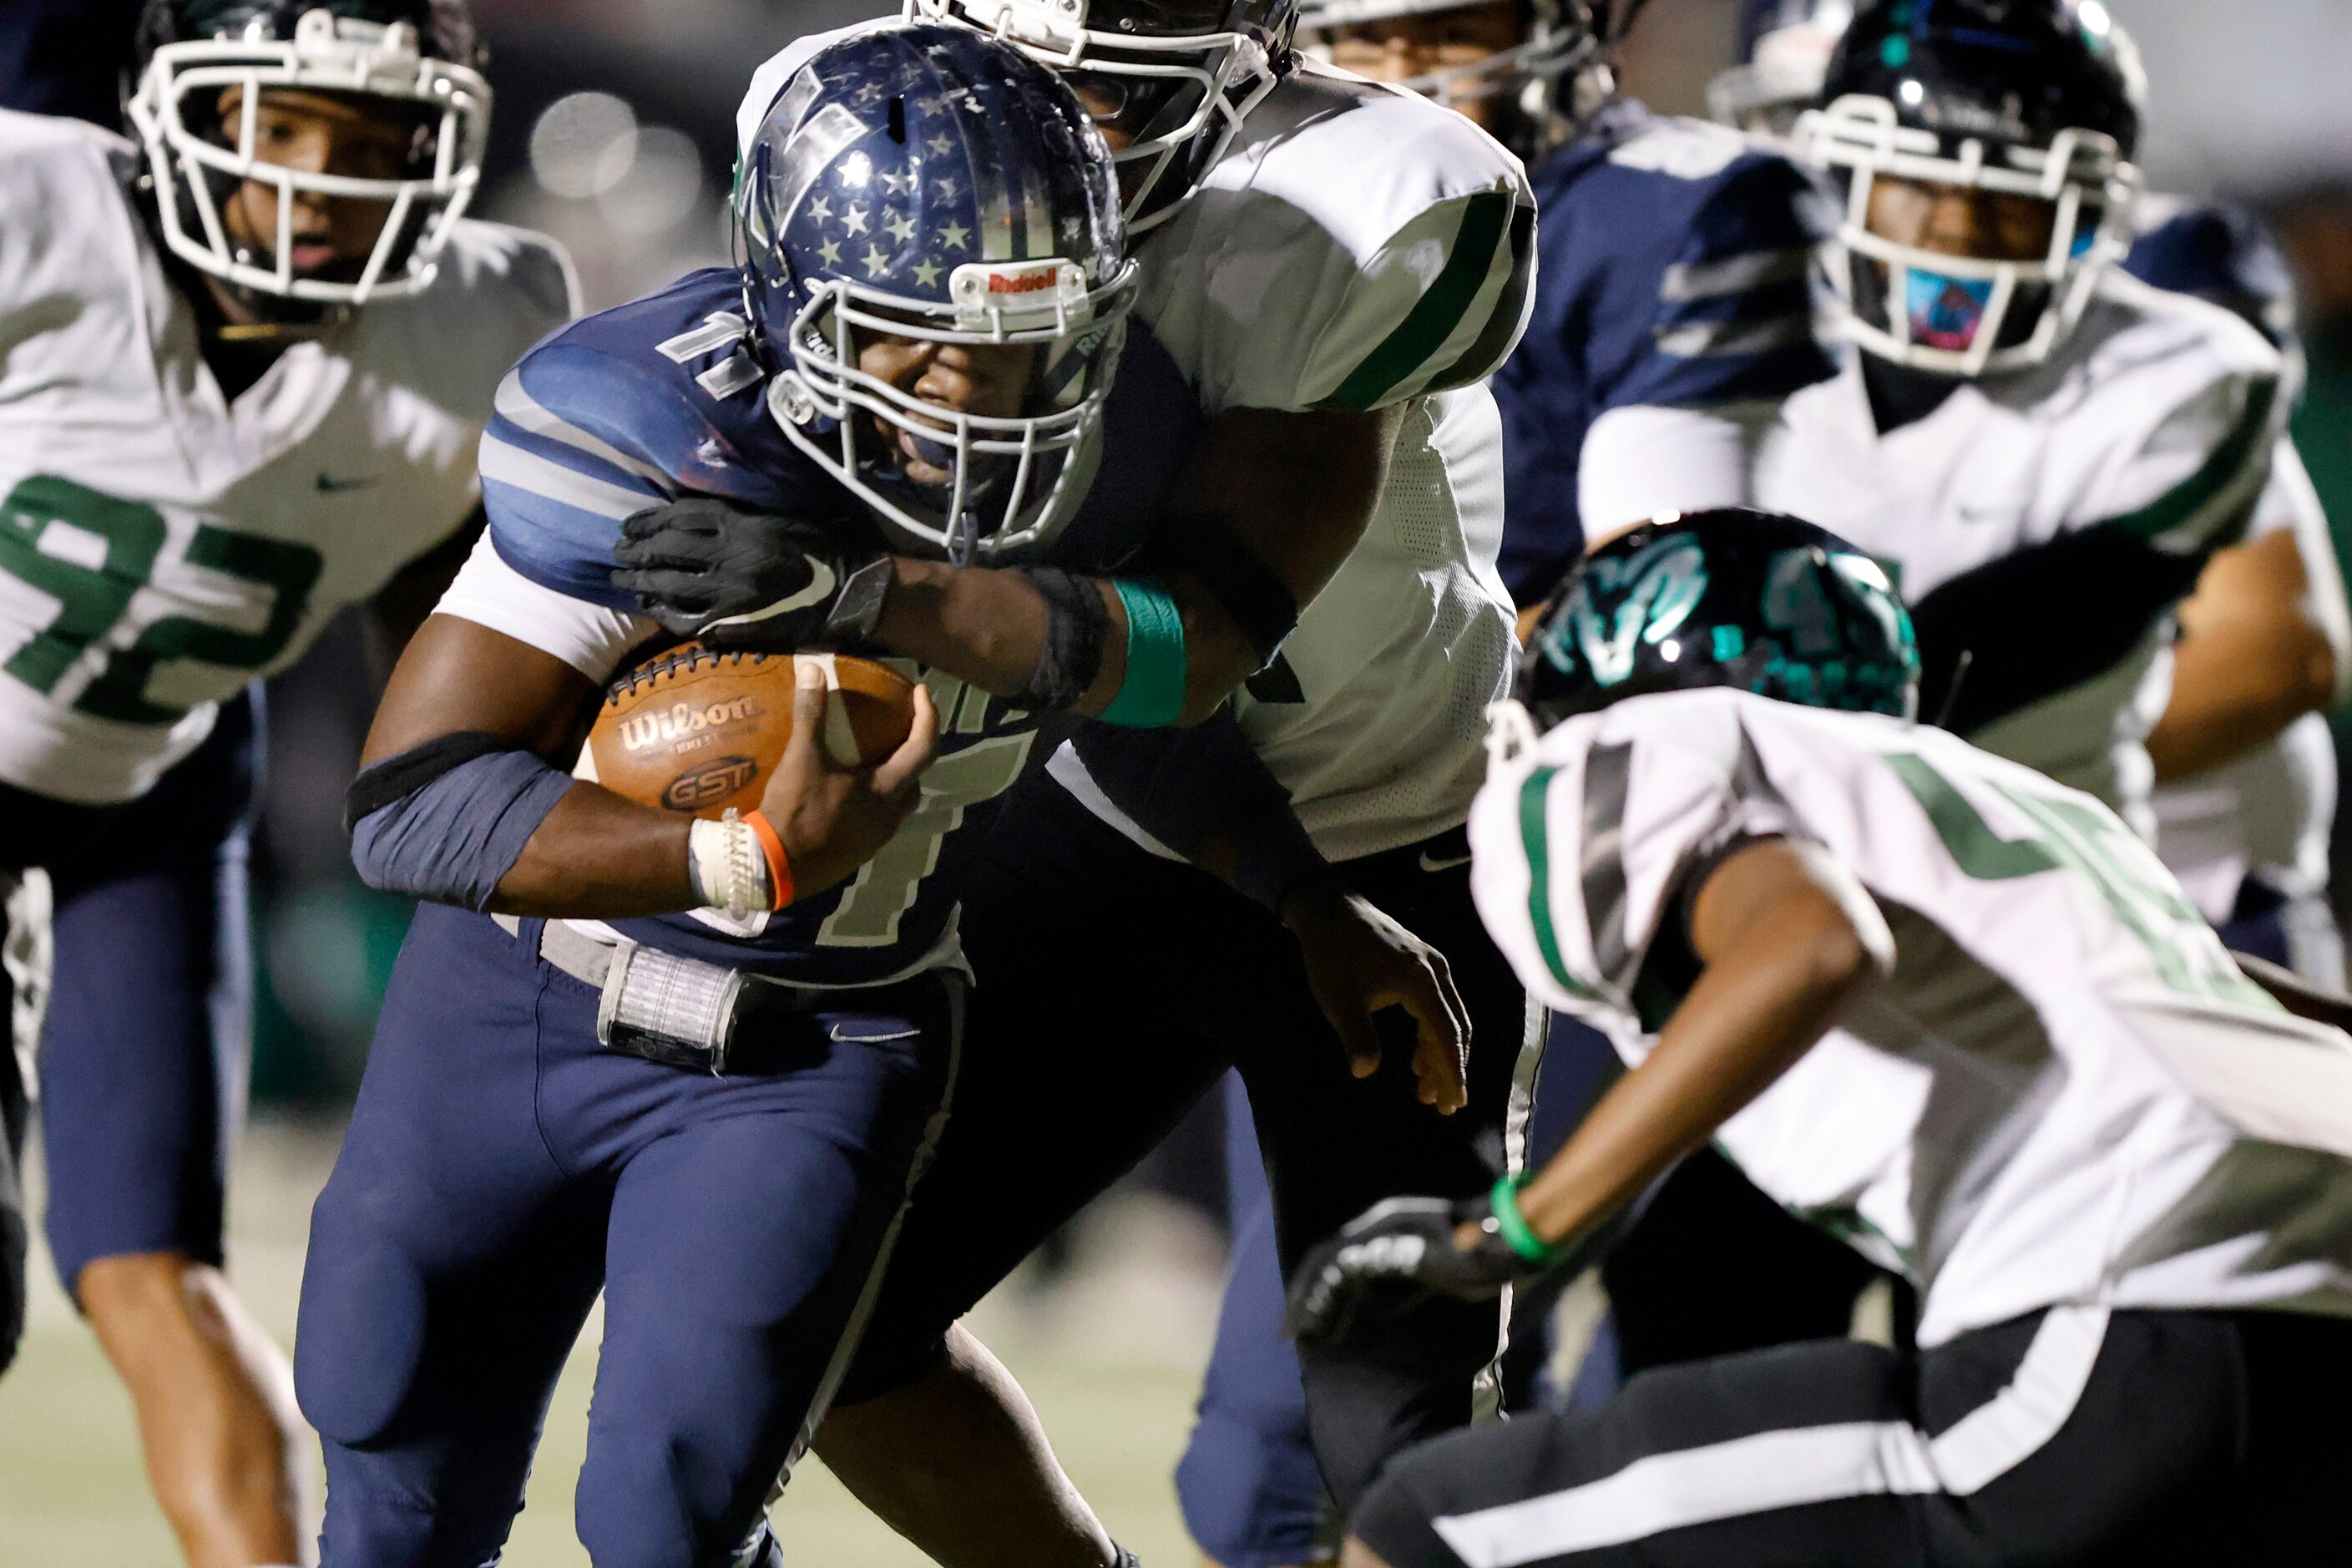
[1419,851,1473,873]
[708,557,836,629]
[316,473,377,493]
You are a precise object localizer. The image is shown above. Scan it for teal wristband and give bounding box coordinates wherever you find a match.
[1100,579,1188,728]
[1490,1176,1561,1267]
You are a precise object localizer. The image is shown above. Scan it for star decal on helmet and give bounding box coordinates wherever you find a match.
[885,210,917,243]
[842,203,870,235]
[938,221,970,252]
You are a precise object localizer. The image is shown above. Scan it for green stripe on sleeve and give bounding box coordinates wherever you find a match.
[1325,191,1513,413]
[2108,375,2280,548]
[1518,766,1597,998]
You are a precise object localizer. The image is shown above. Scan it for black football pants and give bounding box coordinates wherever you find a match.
[1355,1305,2352,1568]
[828,769,1542,1513]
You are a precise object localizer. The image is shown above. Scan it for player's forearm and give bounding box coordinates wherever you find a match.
[877,557,1257,727]
[2147,619,2337,781]
[2147,534,2340,782]
[1515,857,1880,1247]
[487,785,697,918]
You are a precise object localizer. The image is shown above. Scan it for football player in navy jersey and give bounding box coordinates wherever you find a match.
[299,28,1464,1565]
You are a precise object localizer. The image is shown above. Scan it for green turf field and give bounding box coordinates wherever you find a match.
[0,1120,1222,1566]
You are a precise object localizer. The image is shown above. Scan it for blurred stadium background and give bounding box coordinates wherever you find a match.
[4,0,2352,1560]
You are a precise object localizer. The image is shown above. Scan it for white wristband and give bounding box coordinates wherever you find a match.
[687,810,772,919]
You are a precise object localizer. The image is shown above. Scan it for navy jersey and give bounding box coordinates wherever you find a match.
[476,266,1200,984]
[1494,103,1838,604]
[2126,200,2299,355]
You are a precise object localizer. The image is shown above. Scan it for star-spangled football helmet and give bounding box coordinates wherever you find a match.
[1506,508,1918,740]
[1707,0,1853,136]
[1293,0,1641,159]
[126,0,490,315]
[904,0,1296,234]
[1793,0,2143,377]
[738,24,1139,564]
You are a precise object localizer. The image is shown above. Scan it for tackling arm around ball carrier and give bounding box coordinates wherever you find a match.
[354,613,938,919]
[615,403,1407,729]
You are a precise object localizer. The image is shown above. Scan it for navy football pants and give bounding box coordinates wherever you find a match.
[829,773,1541,1515]
[0,691,257,1375]
[295,905,959,1568]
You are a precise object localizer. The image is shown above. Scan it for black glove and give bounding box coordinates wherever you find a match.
[1283,1193,1541,1345]
[612,495,893,651]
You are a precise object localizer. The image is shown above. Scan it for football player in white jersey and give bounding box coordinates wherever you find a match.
[605,6,1540,1563]
[1715,0,2352,982]
[1743,0,2289,845]
[1292,509,2352,1568]
[0,2,574,1563]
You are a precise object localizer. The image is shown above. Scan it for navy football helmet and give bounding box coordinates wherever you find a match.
[738,24,1139,564]
[1510,509,1919,736]
[1707,0,1851,136]
[906,0,1296,233]
[1293,0,1642,159]
[1794,0,2143,377]
[127,1,490,315]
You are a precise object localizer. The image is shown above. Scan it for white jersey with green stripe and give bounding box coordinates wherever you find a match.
[1135,61,1533,856]
[1751,270,2286,832]
[0,110,575,804]
[1470,686,2352,1347]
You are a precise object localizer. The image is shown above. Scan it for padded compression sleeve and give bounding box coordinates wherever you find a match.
[1074,711,1328,912]
[350,749,574,911]
[1910,525,2208,736]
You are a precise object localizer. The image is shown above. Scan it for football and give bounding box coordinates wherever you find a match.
[580,644,918,818]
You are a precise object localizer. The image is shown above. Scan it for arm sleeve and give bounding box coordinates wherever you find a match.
[1914,368,2287,735]
[350,748,573,910]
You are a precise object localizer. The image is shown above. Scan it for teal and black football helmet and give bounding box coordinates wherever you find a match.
[127,0,490,320]
[1515,508,1920,731]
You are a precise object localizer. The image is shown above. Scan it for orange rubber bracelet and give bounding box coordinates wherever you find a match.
[741,809,794,911]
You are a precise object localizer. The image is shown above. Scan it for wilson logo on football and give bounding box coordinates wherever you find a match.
[615,696,761,753]
[662,756,761,813]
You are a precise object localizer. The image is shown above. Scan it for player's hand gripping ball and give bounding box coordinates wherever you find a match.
[583,645,918,817]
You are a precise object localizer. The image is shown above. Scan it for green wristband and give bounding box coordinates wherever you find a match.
[1100,578,1188,728]
[1490,1176,1561,1266]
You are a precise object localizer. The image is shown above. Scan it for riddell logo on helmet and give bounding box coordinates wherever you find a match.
[617,697,761,752]
[987,271,1057,296]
